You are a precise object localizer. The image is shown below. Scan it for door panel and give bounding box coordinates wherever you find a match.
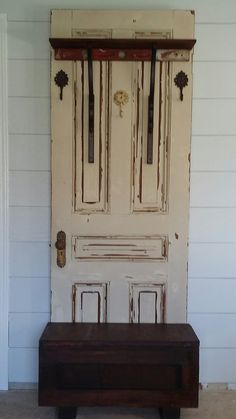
[72,235,167,261]
[133,61,169,212]
[75,60,109,212]
[129,282,165,323]
[51,10,195,323]
[72,282,108,323]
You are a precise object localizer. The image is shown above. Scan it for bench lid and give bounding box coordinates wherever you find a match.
[40,323,199,346]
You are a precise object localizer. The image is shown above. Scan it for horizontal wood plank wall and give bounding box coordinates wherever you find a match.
[7,14,51,384]
[2,0,236,385]
[189,9,236,387]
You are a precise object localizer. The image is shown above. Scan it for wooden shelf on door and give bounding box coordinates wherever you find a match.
[49,38,196,61]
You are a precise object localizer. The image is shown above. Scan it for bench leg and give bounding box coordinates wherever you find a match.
[159,408,180,419]
[58,407,77,419]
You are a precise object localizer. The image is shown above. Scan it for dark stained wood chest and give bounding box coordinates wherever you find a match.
[38,323,199,419]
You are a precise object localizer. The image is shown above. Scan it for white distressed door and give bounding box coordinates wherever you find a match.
[51,10,195,323]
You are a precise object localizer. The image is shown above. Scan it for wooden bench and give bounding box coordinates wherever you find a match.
[38,323,199,419]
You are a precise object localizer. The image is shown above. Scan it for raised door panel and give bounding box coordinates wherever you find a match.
[132,61,169,212]
[130,282,165,323]
[72,282,108,323]
[74,61,109,212]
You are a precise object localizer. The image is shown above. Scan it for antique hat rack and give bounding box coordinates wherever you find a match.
[50,37,196,164]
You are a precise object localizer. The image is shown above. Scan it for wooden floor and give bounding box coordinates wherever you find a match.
[0,390,236,418]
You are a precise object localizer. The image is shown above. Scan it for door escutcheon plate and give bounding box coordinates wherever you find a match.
[55,231,66,268]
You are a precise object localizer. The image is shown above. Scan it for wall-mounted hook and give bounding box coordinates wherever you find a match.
[54,70,69,100]
[87,49,95,163]
[174,71,188,101]
[147,48,156,164]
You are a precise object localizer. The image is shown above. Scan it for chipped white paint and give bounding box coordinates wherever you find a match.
[72,282,108,323]
[132,60,168,211]
[158,49,190,61]
[51,10,194,324]
[129,282,165,323]
[75,58,109,212]
[72,235,167,260]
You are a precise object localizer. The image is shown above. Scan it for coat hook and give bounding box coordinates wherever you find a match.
[147,48,156,164]
[87,49,95,163]
[174,71,188,101]
[54,70,69,100]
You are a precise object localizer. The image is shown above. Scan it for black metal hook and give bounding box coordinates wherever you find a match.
[174,71,188,101]
[54,70,68,100]
[87,49,94,163]
[147,48,156,164]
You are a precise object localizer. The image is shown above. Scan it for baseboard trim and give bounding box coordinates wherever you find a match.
[200,383,236,391]
[9,382,38,390]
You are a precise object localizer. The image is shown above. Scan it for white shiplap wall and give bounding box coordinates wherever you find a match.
[7,17,51,384]
[2,0,236,384]
[189,19,236,385]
